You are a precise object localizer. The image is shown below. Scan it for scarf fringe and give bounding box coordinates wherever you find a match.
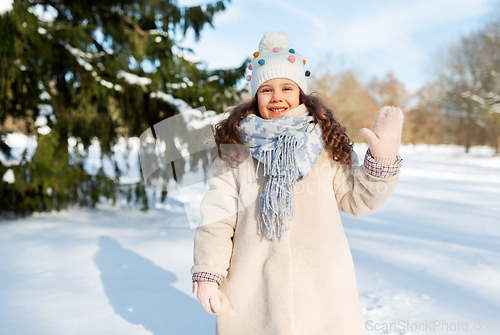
[238,111,323,241]
[258,134,299,240]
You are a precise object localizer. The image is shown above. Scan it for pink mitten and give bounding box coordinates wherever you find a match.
[192,281,230,315]
[360,106,404,165]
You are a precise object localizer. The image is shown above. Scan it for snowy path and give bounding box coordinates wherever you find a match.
[351,145,500,334]
[0,145,499,335]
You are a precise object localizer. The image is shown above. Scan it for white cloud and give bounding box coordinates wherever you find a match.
[179,0,331,70]
[324,0,489,54]
[212,5,245,25]
[179,31,248,70]
[257,0,329,44]
[306,0,491,92]
[158,0,493,92]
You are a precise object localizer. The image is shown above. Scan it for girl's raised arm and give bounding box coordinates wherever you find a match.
[334,106,404,216]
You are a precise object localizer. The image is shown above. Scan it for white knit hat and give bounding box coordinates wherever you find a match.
[247,32,310,97]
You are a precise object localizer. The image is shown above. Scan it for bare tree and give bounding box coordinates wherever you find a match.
[310,70,379,143]
[404,82,449,145]
[436,20,500,153]
[368,72,412,110]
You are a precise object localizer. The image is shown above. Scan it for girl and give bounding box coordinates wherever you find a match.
[191,32,404,335]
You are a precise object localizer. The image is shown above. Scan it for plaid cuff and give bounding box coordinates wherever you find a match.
[364,149,403,178]
[192,272,224,285]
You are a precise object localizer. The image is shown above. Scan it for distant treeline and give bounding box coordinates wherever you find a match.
[311,19,500,154]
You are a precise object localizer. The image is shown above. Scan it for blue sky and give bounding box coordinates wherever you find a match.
[1,0,496,93]
[177,0,497,92]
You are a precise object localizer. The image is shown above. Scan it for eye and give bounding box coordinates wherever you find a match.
[283,86,293,91]
[260,88,271,93]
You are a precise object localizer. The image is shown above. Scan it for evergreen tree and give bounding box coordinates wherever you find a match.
[0,0,247,214]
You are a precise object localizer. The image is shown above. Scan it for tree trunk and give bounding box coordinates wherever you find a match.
[496,136,500,156]
[464,125,471,153]
[464,109,472,154]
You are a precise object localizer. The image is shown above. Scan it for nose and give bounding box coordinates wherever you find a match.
[271,90,283,102]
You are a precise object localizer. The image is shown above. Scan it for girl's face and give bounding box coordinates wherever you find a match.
[257,78,300,120]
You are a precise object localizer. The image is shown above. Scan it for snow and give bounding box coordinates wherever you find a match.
[151,91,190,112]
[207,75,219,82]
[117,70,152,86]
[1,145,499,334]
[0,133,37,166]
[0,0,13,14]
[2,168,14,183]
[64,43,94,72]
[62,44,122,92]
[99,78,121,91]
[39,91,51,101]
[27,4,57,22]
[166,82,188,89]
[351,143,500,334]
[177,106,224,130]
[0,89,207,173]
[147,92,222,130]
[34,104,56,134]
[148,29,169,37]
[37,125,51,135]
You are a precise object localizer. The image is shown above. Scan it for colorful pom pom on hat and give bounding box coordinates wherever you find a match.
[248,31,308,97]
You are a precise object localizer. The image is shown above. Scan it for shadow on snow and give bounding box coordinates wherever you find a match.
[94,236,214,335]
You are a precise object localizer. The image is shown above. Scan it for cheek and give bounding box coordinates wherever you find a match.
[289,93,300,108]
[257,96,267,114]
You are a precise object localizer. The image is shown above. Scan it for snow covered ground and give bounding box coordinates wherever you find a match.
[0,144,499,335]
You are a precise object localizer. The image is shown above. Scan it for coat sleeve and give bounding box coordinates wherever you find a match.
[333,150,401,217]
[191,157,239,278]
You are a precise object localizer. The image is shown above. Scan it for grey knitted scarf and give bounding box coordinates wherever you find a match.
[238,105,324,240]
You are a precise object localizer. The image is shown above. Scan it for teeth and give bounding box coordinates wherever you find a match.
[271,108,286,112]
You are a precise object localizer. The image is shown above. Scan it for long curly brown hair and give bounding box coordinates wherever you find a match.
[213,90,353,167]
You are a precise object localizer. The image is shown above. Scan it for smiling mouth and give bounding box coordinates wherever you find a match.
[269,107,288,113]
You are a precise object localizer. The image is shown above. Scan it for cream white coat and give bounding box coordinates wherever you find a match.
[191,148,400,335]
